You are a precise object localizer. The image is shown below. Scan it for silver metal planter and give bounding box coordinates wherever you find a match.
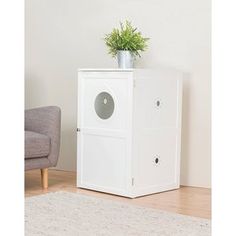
[117,50,134,69]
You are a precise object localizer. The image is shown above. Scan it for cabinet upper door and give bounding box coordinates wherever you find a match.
[133,75,182,130]
[78,72,133,131]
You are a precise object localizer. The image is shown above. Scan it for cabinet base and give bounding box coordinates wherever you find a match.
[77,182,180,199]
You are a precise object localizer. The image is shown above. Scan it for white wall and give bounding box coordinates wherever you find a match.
[25,0,211,187]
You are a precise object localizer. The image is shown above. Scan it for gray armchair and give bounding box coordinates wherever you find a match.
[25,106,61,189]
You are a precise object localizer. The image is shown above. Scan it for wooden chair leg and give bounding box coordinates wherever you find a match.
[40,168,48,189]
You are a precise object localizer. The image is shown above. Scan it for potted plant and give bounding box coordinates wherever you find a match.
[104,21,149,68]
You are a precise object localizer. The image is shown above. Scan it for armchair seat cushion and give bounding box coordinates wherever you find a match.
[25,131,50,159]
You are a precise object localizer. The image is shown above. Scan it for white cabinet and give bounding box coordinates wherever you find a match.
[77,68,182,198]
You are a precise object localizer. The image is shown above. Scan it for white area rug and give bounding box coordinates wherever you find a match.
[25,191,211,236]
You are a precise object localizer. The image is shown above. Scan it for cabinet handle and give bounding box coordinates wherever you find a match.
[155,157,159,164]
[77,128,80,132]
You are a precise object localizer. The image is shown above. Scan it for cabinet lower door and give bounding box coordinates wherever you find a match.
[133,129,179,190]
[78,132,128,194]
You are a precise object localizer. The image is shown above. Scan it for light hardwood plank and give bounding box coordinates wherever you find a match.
[25,169,211,219]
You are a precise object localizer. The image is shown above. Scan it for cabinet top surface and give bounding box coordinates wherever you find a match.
[78,68,134,72]
[77,67,182,75]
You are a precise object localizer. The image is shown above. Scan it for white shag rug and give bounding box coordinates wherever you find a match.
[25,191,211,236]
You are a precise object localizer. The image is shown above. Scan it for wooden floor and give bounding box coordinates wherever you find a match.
[25,169,211,219]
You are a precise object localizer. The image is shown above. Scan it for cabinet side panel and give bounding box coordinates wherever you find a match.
[77,71,84,186]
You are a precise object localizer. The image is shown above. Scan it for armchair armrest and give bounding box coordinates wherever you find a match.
[25,106,61,166]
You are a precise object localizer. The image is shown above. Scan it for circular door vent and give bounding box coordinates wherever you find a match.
[94,92,115,119]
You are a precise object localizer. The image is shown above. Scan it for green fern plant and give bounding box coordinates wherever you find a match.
[104,21,149,58]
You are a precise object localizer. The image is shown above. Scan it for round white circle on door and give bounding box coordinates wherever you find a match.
[94,92,115,119]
